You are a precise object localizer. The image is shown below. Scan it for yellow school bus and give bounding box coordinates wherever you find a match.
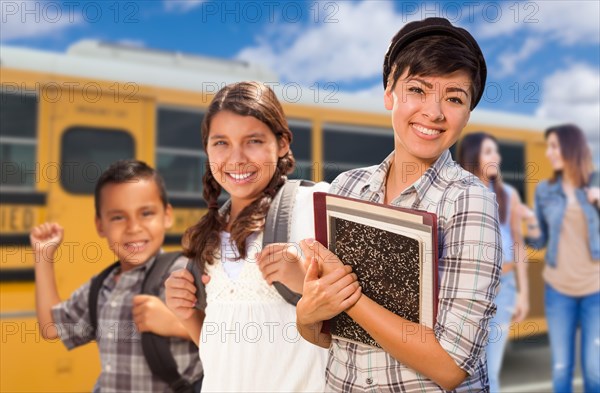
[0,40,552,392]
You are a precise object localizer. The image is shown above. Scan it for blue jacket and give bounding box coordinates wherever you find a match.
[526,174,600,267]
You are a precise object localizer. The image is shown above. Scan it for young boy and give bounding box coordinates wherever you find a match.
[296,17,501,392]
[32,159,203,392]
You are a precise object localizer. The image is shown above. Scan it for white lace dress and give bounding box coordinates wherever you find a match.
[198,183,330,392]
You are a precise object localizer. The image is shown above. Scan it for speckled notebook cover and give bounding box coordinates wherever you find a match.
[314,192,438,349]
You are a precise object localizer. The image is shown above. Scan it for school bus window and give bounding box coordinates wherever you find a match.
[157,107,204,150]
[60,127,135,194]
[287,119,312,180]
[499,141,526,201]
[449,143,458,160]
[0,90,38,189]
[156,107,205,196]
[156,150,204,196]
[323,123,394,183]
[0,142,36,188]
[0,90,37,138]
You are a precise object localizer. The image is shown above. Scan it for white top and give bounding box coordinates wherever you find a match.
[200,182,330,392]
[220,231,248,280]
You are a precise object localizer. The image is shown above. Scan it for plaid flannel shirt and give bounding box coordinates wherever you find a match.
[326,150,501,392]
[52,254,203,392]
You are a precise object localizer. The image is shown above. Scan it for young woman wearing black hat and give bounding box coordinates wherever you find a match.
[296,17,500,392]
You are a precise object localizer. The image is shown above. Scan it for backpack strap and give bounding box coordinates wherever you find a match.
[141,251,183,294]
[140,252,195,393]
[88,261,120,339]
[185,259,207,311]
[263,179,315,306]
[264,179,314,244]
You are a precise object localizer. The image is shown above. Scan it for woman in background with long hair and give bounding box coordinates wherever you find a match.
[458,132,530,393]
[525,124,599,393]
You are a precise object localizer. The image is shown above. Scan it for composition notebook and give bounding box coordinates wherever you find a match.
[314,192,439,348]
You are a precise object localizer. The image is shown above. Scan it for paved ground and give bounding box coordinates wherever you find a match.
[500,334,584,393]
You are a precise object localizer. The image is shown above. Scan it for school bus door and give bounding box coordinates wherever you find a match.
[10,81,153,392]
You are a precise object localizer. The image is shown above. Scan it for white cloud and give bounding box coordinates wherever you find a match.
[163,0,204,13]
[116,39,146,48]
[0,0,82,42]
[351,84,384,99]
[476,1,600,45]
[496,37,543,77]
[237,1,411,85]
[236,0,598,87]
[536,63,600,166]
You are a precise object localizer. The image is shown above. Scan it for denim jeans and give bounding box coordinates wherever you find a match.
[486,271,516,393]
[545,284,600,393]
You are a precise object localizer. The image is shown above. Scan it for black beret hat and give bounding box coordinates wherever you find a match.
[383,17,487,110]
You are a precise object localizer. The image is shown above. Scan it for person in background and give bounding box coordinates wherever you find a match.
[525,124,600,393]
[457,132,530,393]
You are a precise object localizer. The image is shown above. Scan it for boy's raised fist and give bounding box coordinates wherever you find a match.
[30,222,64,255]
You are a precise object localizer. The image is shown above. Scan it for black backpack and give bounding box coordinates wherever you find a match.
[88,252,198,393]
[187,179,315,306]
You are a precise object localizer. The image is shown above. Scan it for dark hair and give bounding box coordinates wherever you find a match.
[182,81,295,272]
[457,132,508,223]
[94,159,168,218]
[387,35,483,110]
[545,124,594,188]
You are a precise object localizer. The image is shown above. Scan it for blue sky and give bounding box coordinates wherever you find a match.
[2,0,599,160]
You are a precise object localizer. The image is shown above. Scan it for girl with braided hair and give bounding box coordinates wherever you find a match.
[165,81,334,392]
